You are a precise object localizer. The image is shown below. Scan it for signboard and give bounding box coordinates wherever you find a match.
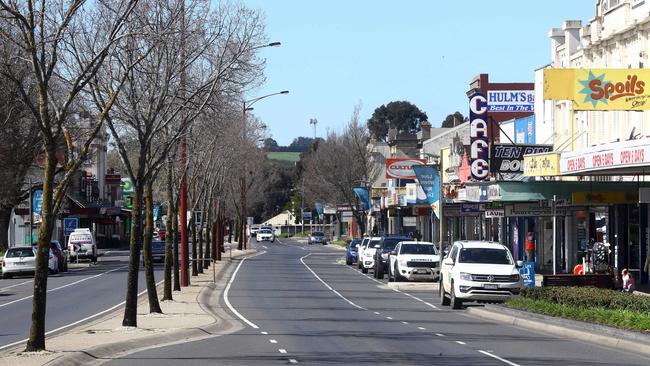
[560,140,650,174]
[302,211,313,220]
[405,183,427,204]
[32,188,43,223]
[487,90,534,112]
[466,185,487,202]
[63,217,79,236]
[514,116,535,144]
[485,209,505,218]
[443,205,461,217]
[412,165,440,205]
[353,187,371,210]
[469,93,489,180]
[490,144,553,174]
[524,152,561,176]
[519,261,535,288]
[385,158,426,179]
[544,68,650,110]
[572,191,638,205]
[505,203,567,217]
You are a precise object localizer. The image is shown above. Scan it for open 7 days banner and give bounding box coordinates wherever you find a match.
[544,68,650,110]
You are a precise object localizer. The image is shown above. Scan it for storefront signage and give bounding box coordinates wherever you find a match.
[505,203,567,217]
[572,191,639,205]
[487,184,502,200]
[487,90,534,112]
[524,152,561,176]
[466,185,488,202]
[443,205,461,217]
[490,144,553,174]
[412,165,440,205]
[405,183,428,205]
[386,158,426,179]
[469,92,489,180]
[485,209,505,218]
[560,140,650,174]
[544,68,650,110]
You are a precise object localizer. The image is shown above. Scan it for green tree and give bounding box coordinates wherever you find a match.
[441,111,467,128]
[367,101,428,141]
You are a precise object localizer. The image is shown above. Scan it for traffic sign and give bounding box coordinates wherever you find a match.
[64,217,79,236]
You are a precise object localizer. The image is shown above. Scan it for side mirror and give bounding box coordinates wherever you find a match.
[516,260,524,268]
[390,250,397,255]
[443,257,454,266]
[355,244,359,248]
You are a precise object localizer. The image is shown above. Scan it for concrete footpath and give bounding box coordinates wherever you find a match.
[0,248,257,366]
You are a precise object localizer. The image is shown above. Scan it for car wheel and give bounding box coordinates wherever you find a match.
[394,264,404,282]
[346,257,352,265]
[440,276,450,306]
[358,261,362,269]
[361,267,368,274]
[376,262,384,279]
[450,280,462,309]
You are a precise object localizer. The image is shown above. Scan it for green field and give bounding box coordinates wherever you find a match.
[267,152,301,164]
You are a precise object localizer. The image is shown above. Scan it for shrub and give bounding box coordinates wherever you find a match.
[519,286,650,313]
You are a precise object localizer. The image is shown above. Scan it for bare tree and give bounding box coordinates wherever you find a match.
[0,0,139,351]
[302,106,379,236]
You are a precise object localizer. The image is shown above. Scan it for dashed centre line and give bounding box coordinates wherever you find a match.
[456,341,466,345]
[386,316,393,320]
[269,339,277,344]
[418,326,426,330]
[279,349,287,354]
[289,359,299,364]
[435,333,445,337]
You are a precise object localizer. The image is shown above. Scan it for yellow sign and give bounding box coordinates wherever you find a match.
[572,191,639,205]
[544,69,650,110]
[524,152,560,176]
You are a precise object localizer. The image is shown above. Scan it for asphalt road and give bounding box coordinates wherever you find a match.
[102,238,650,365]
[0,249,164,350]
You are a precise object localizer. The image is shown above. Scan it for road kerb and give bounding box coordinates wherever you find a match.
[0,249,258,366]
[465,306,650,358]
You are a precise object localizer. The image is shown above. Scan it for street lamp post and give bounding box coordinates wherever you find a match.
[241,90,289,249]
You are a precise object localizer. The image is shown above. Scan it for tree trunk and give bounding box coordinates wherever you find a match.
[203,214,210,270]
[191,216,198,276]
[162,156,174,301]
[143,181,162,313]
[197,224,203,274]
[173,206,181,291]
[25,148,57,351]
[0,205,12,250]
[122,182,144,327]
[236,218,243,250]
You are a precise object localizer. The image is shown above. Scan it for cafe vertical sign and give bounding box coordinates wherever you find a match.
[469,93,489,180]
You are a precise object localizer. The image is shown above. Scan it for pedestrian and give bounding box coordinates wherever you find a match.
[621,268,635,293]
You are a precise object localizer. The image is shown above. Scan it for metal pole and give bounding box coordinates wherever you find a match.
[552,194,557,275]
[179,1,189,287]
[28,178,33,245]
[301,176,305,235]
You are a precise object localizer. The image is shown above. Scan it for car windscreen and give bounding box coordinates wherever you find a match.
[152,241,165,250]
[381,238,408,251]
[458,248,512,265]
[368,239,380,248]
[6,248,36,258]
[311,232,324,237]
[349,240,361,250]
[400,244,437,255]
[258,229,272,234]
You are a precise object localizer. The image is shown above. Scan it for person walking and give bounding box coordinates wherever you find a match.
[622,268,635,293]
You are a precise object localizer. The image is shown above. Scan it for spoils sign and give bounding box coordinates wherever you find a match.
[386,158,426,179]
[469,93,489,180]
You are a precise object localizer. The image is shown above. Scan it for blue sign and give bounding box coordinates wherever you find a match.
[412,165,440,205]
[314,202,324,215]
[32,189,43,214]
[514,115,535,144]
[63,217,79,236]
[352,187,371,210]
[153,204,161,221]
[519,261,535,288]
[302,211,312,220]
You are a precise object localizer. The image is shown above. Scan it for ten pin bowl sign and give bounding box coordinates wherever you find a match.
[469,93,489,180]
[544,68,650,110]
[385,158,426,179]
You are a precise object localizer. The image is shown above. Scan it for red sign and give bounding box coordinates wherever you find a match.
[386,158,426,179]
[561,141,650,174]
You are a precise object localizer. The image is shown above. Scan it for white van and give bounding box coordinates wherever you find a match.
[68,228,97,262]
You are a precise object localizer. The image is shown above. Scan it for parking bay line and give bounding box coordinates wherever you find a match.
[223,251,267,329]
[0,280,33,292]
[0,265,127,309]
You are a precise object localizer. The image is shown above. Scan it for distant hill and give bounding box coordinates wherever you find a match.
[262,136,323,153]
[267,152,301,167]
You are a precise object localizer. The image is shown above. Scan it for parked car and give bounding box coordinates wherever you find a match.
[373,236,411,279]
[440,240,523,309]
[308,231,327,245]
[356,237,370,265]
[50,240,68,272]
[2,247,58,279]
[388,241,440,282]
[358,237,381,274]
[68,228,97,262]
[151,240,165,262]
[346,239,361,265]
[256,228,275,242]
[249,225,261,237]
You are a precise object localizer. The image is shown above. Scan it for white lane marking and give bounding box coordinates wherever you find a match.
[262,245,268,249]
[478,350,521,366]
[0,279,163,351]
[374,311,380,315]
[456,341,466,345]
[0,279,33,292]
[269,339,277,344]
[261,331,268,335]
[0,265,127,309]
[435,333,445,337]
[386,316,393,320]
[278,349,287,354]
[289,359,298,364]
[300,254,367,311]
[223,252,267,329]
[418,327,426,330]
[401,321,409,325]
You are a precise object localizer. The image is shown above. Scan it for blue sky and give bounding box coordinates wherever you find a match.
[242,0,594,145]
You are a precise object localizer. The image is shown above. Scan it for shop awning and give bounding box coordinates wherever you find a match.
[464,181,649,202]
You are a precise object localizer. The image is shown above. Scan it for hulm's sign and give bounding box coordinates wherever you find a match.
[469,93,489,180]
[487,90,534,112]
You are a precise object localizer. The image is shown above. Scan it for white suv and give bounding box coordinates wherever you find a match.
[358,237,381,274]
[440,241,523,309]
[388,241,440,282]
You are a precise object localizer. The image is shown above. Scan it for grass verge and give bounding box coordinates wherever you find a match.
[330,240,348,248]
[506,297,650,333]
